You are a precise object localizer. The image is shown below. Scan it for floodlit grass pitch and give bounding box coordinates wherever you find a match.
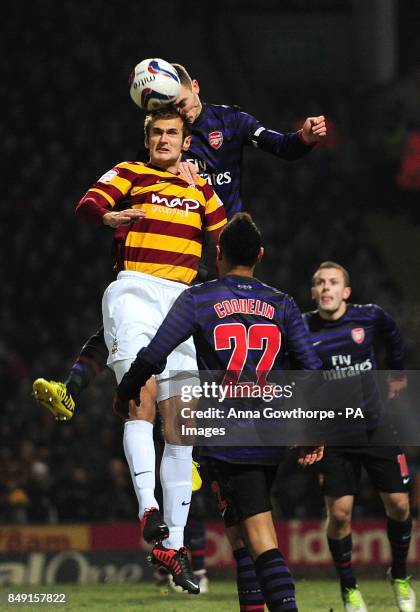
[3,579,419,611]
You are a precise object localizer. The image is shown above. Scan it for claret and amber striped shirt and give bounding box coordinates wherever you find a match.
[76,162,227,285]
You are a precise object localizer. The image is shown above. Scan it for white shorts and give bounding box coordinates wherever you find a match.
[102,271,197,402]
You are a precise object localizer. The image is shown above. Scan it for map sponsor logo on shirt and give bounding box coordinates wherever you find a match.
[151,192,200,213]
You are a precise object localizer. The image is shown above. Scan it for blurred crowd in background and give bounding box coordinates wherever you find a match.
[2,0,420,525]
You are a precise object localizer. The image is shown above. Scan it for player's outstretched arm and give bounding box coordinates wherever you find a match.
[237,107,327,159]
[300,116,327,144]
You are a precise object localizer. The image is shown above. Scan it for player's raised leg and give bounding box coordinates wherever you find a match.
[33,327,107,420]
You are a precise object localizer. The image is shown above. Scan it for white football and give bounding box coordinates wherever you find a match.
[129,58,181,111]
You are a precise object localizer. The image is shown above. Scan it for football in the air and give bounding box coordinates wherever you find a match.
[129,58,181,111]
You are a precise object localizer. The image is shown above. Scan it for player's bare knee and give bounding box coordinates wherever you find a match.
[383,493,410,522]
[327,503,352,532]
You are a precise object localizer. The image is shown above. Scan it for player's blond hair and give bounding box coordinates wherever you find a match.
[312,261,350,287]
[171,63,193,89]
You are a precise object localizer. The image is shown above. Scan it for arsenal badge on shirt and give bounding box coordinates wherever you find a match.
[351,327,365,344]
[208,131,223,149]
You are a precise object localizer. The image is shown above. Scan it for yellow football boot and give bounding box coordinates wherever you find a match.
[32,378,75,421]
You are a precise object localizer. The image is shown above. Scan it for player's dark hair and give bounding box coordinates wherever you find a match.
[144,106,192,140]
[219,213,263,267]
[171,63,193,89]
[312,261,350,287]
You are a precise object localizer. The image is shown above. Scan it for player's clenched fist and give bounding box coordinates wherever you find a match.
[300,115,327,144]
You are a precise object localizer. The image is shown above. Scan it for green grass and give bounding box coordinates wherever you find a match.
[1,579,418,611]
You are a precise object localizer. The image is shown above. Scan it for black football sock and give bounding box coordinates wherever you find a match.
[233,547,265,612]
[328,534,357,591]
[254,548,297,611]
[387,516,412,579]
[65,328,107,399]
[65,359,98,399]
